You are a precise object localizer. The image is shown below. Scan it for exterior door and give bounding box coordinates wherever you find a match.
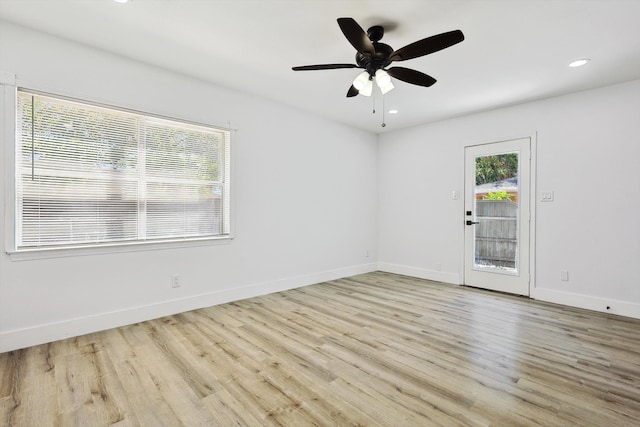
[464,138,531,295]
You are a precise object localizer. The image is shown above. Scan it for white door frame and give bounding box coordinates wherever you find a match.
[462,134,537,297]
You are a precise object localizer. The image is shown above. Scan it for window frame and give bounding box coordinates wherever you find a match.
[3,83,234,261]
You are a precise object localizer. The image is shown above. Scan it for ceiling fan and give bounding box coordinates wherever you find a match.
[292,17,464,97]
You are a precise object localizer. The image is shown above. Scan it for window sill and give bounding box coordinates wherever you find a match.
[6,236,234,262]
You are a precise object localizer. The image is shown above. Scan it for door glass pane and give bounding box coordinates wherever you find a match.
[474,153,519,274]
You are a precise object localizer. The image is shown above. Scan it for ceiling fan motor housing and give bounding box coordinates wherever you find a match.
[356,42,394,76]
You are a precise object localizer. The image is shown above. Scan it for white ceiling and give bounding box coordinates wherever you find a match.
[1,0,639,133]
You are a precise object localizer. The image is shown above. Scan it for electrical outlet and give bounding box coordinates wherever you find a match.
[171,274,181,288]
[560,271,569,281]
[540,191,554,202]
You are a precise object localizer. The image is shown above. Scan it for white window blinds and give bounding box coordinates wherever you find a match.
[15,91,231,250]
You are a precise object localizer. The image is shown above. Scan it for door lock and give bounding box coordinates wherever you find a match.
[466,220,480,225]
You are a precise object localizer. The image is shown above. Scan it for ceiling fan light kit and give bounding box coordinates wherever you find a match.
[353,71,371,92]
[379,81,394,96]
[375,69,392,88]
[292,17,465,106]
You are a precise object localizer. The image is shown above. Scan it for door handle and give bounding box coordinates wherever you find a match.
[466,220,480,225]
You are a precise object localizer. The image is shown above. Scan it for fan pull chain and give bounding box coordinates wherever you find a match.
[381,94,386,128]
[372,89,376,114]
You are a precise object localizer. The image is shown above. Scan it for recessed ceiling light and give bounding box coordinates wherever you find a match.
[569,58,591,68]
[114,0,130,3]
[388,109,399,114]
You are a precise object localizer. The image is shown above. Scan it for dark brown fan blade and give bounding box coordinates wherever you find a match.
[387,67,437,87]
[346,85,359,97]
[390,30,464,62]
[337,17,375,55]
[292,64,359,71]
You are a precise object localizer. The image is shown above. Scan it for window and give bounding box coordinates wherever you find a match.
[13,90,231,251]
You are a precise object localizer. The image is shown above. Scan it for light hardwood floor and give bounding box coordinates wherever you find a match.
[1,272,639,426]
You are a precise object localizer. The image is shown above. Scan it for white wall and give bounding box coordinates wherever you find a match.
[0,22,378,352]
[2,22,638,353]
[378,79,640,318]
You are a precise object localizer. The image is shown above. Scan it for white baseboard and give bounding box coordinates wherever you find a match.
[377,262,640,320]
[7,264,635,353]
[0,263,377,353]
[377,262,462,285]
[533,287,640,320]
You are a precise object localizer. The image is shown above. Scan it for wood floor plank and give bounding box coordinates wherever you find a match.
[2,271,640,426]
